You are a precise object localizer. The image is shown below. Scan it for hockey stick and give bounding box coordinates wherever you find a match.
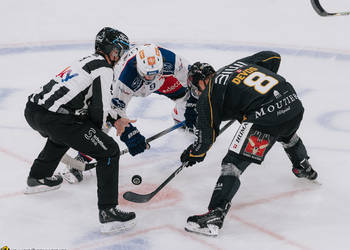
[311,0,350,16]
[61,121,186,171]
[120,120,186,155]
[123,120,235,203]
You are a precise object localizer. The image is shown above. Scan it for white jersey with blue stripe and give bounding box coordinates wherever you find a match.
[111,44,190,118]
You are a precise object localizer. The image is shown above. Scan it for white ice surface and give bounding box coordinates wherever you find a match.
[0,0,350,249]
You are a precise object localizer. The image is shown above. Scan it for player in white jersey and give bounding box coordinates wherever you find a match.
[110,43,199,150]
[24,27,136,234]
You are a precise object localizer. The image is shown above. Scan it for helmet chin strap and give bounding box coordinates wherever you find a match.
[105,54,113,65]
[96,48,119,66]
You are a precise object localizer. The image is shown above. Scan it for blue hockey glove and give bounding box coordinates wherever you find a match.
[184,95,198,130]
[180,145,206,167]
[120,124,147,156]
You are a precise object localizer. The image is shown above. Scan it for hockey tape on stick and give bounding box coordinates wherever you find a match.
[61,121,186,171]
[311,0,350,16]
[123,120,235,203]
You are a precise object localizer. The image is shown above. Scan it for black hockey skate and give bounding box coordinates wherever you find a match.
[24,174,63,194]
[99,206,136,234]
[185,208,226,236]
[292,159,318,180]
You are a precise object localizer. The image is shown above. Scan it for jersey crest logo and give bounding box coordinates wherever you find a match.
[163,62,174,74]
[244,133,270,158]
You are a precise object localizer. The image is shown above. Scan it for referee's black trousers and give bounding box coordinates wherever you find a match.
[25,101,120,209]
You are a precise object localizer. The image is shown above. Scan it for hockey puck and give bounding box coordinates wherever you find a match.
[132,175,142,185]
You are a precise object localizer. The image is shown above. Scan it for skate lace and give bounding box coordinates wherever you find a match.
[75,155,85,163]
[46,175,58,181]
[113,207,130,215]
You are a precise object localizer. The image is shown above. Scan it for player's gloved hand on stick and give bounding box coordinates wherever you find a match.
[184,95,198,131]
[180,145,206,167]
[120,124,148,156]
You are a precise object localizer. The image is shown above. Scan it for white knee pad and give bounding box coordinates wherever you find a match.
[281,133,300,149]
[221,163,242,177]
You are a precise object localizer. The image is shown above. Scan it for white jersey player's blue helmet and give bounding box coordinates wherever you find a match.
[136,44,163,82]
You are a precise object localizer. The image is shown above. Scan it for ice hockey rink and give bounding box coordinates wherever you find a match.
[1,0,350,249]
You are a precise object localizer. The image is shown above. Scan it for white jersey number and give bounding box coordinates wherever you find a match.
[243,72,279,94]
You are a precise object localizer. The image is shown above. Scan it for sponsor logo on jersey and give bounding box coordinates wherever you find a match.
[255,93,298,119]
[235,122,248,145]
[56,66,78,83]
[163,62,174,74]
[273,90,282,99]
[157,76,182,94]
[130,78,143,91]
[229,122,253,153]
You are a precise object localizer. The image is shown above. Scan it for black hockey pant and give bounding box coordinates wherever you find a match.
[25,101,119,209]
[208,112,307,210]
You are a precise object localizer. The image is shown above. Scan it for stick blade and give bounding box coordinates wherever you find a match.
[122,191,154,203]
[310,0,327,16]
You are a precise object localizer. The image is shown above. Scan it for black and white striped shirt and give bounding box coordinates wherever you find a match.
[29,53,117,129]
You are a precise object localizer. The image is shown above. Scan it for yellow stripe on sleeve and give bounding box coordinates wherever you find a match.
[262,56,281,62]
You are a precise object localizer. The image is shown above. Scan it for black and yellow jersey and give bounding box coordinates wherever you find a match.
[191,51,304,156]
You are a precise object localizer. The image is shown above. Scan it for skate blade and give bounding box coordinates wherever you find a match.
[297,178,322,186]
[184,222,219,237]
[60,171,79,184]
[100,219,136,234]
[309,179,322,185]
[24,184,61,194]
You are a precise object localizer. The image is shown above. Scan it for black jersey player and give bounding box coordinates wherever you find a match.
[180,51,318,236]
[24,27,137,234]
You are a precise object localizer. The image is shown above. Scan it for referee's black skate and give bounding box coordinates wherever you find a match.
[185,207,226,236]
[292,159,318,180]
[99,206,136,234]
[24,174,63,194]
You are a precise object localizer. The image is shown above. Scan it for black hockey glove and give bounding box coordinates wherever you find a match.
[180,145,206,167]
[184,95,198,130]
[120,124,147,156]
